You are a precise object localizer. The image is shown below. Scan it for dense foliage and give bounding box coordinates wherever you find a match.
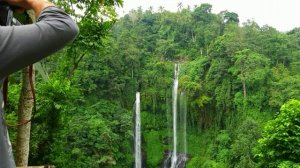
[5,3,300,168]
[256,100,300,168]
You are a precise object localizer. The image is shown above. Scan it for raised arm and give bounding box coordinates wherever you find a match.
[0,0,79,79]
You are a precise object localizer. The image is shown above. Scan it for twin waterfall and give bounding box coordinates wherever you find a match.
[169,64,188,168]
[134,64,187,168]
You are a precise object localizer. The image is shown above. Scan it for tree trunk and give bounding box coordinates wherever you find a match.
[16,66,35,166]
[242,80,247,98]
[16,10,36,167]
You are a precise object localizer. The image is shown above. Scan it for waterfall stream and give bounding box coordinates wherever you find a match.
[163,64,188,168]
[180,92,187,155]
[135,92,141,168]
[170,64,180,168]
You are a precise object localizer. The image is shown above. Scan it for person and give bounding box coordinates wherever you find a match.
[0,0,79,167]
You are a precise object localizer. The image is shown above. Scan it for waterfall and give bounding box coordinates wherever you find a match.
[180,92,187,155]
[176,92,188,168]
[135,92,142,168]
[170,64,180,168]
[162,64,188,168]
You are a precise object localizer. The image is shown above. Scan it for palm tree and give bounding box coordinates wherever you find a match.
[177,2,183,12]
[187,5,191,11]
[148,6,153,13]
[158,6,164,13]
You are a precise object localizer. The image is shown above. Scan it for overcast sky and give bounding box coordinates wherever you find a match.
[116,0,300,32]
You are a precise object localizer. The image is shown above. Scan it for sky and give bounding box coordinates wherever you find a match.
[116,0,300,32]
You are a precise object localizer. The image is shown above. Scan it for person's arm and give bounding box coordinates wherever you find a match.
[0,0,79,79]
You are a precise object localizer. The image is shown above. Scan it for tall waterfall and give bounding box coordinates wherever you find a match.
[135,92,142,168]
[171,64,180,168]
[176,92,188,168]
[163,64,188,168]
[180,92,187,155]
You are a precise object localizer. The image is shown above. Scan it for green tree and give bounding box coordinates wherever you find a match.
[48,100,133,168]
[229,49,270,99]
[230,118,261,168]
[220,10,239,24]
[192,3,213,23]
[269,64,300,109]
[256,100,300,167]
[256,26,291,66]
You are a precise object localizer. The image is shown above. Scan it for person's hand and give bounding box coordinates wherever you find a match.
[2,0,32,10]
[2,0,54,16]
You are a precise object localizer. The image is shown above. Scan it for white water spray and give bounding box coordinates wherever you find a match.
[171,64,180,168]
[180,92,187,155]
[135,92,141,168]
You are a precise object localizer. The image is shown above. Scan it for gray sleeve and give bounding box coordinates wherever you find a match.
[0,6,79,79]
[0,83,16,168]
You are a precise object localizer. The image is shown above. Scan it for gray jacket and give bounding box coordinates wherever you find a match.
[0,6,79,168]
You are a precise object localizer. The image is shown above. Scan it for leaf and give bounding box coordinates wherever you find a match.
[34,62,49,82]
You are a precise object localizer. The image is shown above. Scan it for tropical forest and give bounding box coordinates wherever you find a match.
[4,1,300,168]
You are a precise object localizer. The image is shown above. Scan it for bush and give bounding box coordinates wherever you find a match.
[278,161,300,168]
[229,118,261,168]
[256,100,300,167]
[48,100,133,168]
[144,130,166,168]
